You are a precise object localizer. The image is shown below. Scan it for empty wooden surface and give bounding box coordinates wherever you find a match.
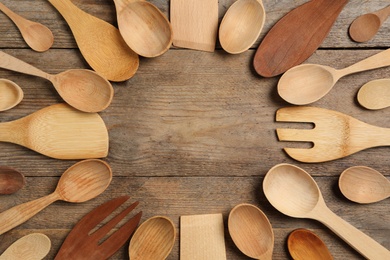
[0,0,388,259]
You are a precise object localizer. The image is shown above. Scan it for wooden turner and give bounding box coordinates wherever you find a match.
[0,103,108,159]
[276,106,390,163]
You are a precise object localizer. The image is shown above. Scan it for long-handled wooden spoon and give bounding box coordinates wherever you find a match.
[288,229,333,260]
[0,159,112,236]
[263,163,390,260]
[0,79,23,111]
[0,233,51,260]
[0,166,25,195]
[113,0,172,58]
[339,166,390,204]
[349,5,390,43]
[0,51,113,113]
[278,48,390,105]
[357,78,390,110]
[0,2,53,52]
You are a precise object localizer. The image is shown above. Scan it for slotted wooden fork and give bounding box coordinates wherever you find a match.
[276,106,390,163]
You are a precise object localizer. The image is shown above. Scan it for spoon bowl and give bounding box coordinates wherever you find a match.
[288,229,333,260]
[0,79,23,111]
[357,78,390,110]
[0,166,25,195]
[0,233,51,259]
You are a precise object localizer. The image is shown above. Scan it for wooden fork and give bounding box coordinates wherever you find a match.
[276,106,390,163]
[55,196,142,259]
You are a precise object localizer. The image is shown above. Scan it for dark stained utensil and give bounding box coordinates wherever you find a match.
[288,229,333,260]
[0,166,25,195]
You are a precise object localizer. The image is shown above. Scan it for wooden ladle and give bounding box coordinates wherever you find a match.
[278,48,390,105]
[288,229,333,260]
[263,163,390,260]
[0,159,112,236]
[113,0,172,58]
[0,2,53,52]
[0,233,51,259]
[339,166,390,204]
[357,78,390,110]
[0,166,25,195]
[228,203,274,260]
[219,0,265,54]
[0,51,113,113]
[349,5,390,43]
[0,79,23,111]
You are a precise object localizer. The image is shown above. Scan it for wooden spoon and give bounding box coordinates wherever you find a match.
[349,5,390,43]
[263,163,390,260]
[0,2,53,52]
[339,166,390,204]
[278,48,390,105]
[0,159,112,236]
[48,0,139,81]
[113,0,172,58]
[0,166,25,195]
[0,233,51,260]
[0,79,23,111]
[357,78,390,110]
[288,229,333,260]
[0,51,113,113]
[228,203,274,260]
[129,216,176,260]
[219,0,265,54]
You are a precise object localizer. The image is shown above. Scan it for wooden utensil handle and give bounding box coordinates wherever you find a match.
[48,0,85,25]
[376,5,390,23]
[0,51,48,78]
[0,2,25,25]
[340,48,390,76]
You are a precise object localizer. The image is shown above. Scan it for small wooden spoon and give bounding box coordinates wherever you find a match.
[0,51,113,113]
[0,79,23,111]
[288,229,333,260]
[278,48,390,105]
[339,166,390,204]
[0,2,53,52]
[0,233,51,259]
[0,159,112,236]
[129,216,176,260]
[349,5,390,43]
[357,78,390,110]
[113,0,172,58]
[228,203,274,260]
[219,0,265,54]
[0,166,25,195]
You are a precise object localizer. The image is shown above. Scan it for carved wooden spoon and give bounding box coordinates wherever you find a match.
[0,233,51,259]
[288,229,333,260]
[0,79,23,111]
[0,166,25,195]
[357,78,390,110]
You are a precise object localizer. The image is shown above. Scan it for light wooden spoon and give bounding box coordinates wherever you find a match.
[0,51,113,113]
[349,5,390,43]
[113,0,172,58]
[228,203,274,260]
[0,2,53,52]
[339,166,390,204]
[0,233,51,260]
[278,48,390,105]
[129,216,176,260]
[0,166,25,195]
[0,79,23,111]
[288,229,333,260]
[0,159,112,236]
[219,0,265,54]
[357,78,390,110]
[263,163,390,260]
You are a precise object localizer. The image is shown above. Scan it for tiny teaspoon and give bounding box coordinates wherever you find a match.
[0,166,25,195]
[288,229,333,260]
[0,79,23,111]
[0,233,51,260]
[357,78,390,110]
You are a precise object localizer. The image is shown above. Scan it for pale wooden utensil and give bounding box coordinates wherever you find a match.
[0,51,113,113]
[0,166,25,195]
[0,79,23,111]
[228,203,274,260]
[276,106,390,163]
[339,166,390,204]
[0,159,112,236]
[48,0,139,81]
[171,0,218,52]
[129,216,176,260]
[288,229,333,260]
[0,103,108,159]
[181,213,226,260]
[219,0,265,54]
[113,0,172,58]
[0,233,51,260]
[263,163,390,260]
[278,48,390,105]
[0,2,53,52]
[357,78,390,110]
[349,5,390,43]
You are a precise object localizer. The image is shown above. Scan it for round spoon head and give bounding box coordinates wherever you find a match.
[0,79,23,111]
[219,0,266,54]
[129,216,176,260]
[357,78,390,110]
[288,229,333,260]
[0,233,51,259]
[228,203,274,259]
[0,166,25,195]
[56,159,112,203]
[349,13,381,43]
[20,21,54,52]
[339,166,390,204]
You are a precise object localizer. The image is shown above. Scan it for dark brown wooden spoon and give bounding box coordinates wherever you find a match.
[288,229,333,260]
[0,166,25,195]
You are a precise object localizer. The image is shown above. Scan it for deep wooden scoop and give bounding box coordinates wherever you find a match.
[0,166,25,195]
[288,229,333,260]
[0,233,51,259]
[357,78,390,110]
[0,79,23,111]
[253,0,348,77]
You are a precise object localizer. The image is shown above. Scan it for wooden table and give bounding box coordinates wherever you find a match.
[0,0,389,259]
